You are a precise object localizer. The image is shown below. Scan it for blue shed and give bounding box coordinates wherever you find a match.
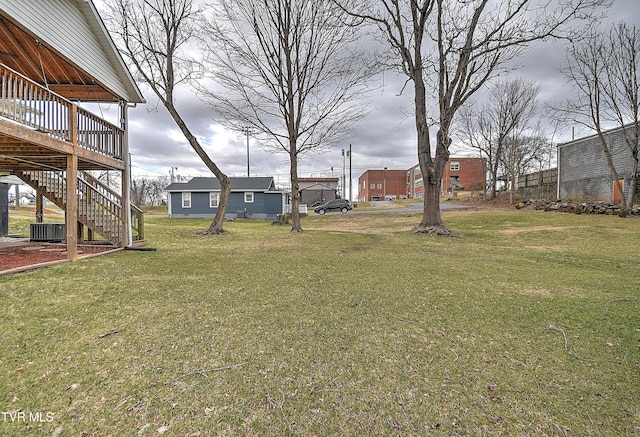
[166,177,288,219]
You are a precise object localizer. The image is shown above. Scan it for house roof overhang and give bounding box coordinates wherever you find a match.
[0,0,144,104]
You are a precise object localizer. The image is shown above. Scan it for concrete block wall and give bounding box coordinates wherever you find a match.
[558,126,635,200]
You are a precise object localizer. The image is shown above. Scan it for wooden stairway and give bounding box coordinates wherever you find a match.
[16,170,143,246]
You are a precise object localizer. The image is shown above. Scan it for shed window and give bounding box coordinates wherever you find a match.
[450,161,460,171]
[244,192,254,203]
[182,192,191,208]
[210,192,219,208]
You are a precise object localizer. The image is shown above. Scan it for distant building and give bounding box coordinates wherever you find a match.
[407,158,486,199]
[298,177,339,206]
[166,177,287,219]
[358,169,408,201]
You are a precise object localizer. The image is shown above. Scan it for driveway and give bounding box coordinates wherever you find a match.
[350,201,475,214]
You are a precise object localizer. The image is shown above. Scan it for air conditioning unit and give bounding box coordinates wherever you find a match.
[236,211,246,218]
[30,223,65,242]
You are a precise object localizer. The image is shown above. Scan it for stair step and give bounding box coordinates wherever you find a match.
[18,170,127,246]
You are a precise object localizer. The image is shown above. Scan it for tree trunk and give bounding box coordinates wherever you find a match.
[490,163,499,199]
[490,139,504,199]
[207,173,230,234]
[596,128,625,207]
[416,128,454,235]
[289,146,303,233]
[167,104,230,234]
[627,148,638,209]
[509,154,516,205]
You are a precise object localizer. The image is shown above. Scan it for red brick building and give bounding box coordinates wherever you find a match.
[358,169,409,201]
[407,157,486,198]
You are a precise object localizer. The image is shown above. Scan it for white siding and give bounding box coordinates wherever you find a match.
[0,0,143,103]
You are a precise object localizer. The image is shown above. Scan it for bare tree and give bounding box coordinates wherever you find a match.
[95,170,121,192]
[500,132,549,204]
[131,177,146,206]
[147,176,170,206]
[200,0,375,232]
[131,176,169,206]
[602,23,640,207]
[336,0,608,234]
[106,0,231,234]
[557,23,639,208]
[557,27,626,205]
[457,78,539,200]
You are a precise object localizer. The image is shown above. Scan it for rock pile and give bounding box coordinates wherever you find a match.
[519,199,639,217]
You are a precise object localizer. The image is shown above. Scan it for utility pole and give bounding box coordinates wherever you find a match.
[348,144,352,201]
[341,149,346,199]
[246,127,250,177]
[383,167,387,200]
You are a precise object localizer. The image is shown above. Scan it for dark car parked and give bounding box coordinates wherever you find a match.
[313,199,353,215]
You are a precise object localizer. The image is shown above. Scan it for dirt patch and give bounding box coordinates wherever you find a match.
[0,243,119,272]
[305,214,416,234]
[502,226,569,236]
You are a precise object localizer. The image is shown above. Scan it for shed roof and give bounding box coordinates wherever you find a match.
[300,183,337,191]
[298,177,339,182]
[0,0,144,103]
[166,177,282,193]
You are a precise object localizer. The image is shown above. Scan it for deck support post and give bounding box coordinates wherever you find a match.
[66,154,78,261]
[120,100,132,247]
[35,192,43,223]
[66,105,78,261]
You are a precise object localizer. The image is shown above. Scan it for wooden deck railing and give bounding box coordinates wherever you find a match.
[0,64,123,160]
[18,170,144,245]
[81,172,144,241]
[131,204,144,241]
[78,176,123,243]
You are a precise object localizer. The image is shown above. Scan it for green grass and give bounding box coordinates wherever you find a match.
[1,209,639,436]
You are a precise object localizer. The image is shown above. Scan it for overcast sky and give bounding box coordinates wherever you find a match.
[92,0,638,195]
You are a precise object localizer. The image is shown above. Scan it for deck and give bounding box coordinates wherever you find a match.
[0,64,125,172]
[1,64,143,253]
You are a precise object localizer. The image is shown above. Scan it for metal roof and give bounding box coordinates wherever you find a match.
[166,177,283,192]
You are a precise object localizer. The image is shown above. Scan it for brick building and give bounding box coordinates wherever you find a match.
[358,169,408,201]
[407,157,487,198]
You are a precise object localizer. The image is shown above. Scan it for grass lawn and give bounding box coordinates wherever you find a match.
[1,208,639,436]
